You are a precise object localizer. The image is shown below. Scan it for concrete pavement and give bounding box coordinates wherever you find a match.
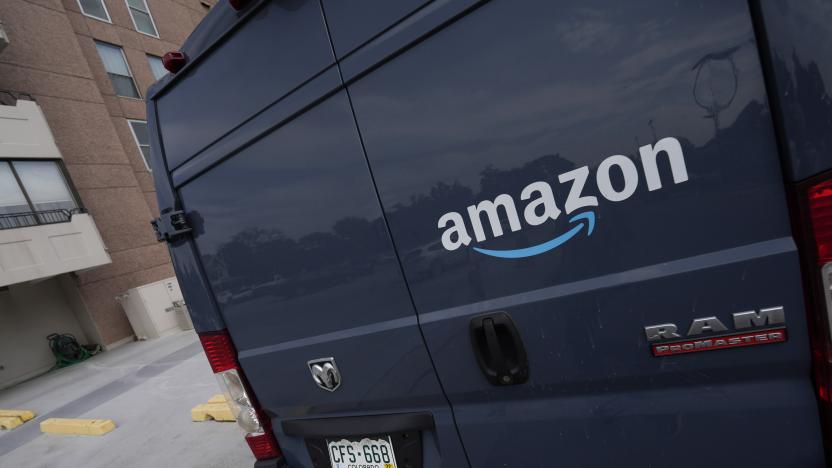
[0,331,252,468]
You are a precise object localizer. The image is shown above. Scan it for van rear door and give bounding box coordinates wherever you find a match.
[346,0,825,466]
[174,89,469,467]
[150,2,468,465]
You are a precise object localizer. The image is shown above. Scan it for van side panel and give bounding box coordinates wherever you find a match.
[346,0,825,466]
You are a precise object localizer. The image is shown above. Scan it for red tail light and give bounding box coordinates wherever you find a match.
[809,179,832,266]
[199,332,236,373]
[162,51,187,73]
[245,433,281,459]
[800,176,832,406]
[792,172,832,466]
[197,330,282,461]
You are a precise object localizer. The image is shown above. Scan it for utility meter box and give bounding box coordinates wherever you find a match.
[161,277,193,330]
[117,277,190,340]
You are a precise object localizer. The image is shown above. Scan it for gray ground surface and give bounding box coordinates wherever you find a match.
[0,331,252,468]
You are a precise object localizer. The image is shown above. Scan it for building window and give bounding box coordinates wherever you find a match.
[95,42,140,99]
[0,160,80,229]
[0,162,29,215]
[125,0,158,37]
[128,120,152,170]
[13,161,78,212]
[77,0,111,22]
[147,55,167,81]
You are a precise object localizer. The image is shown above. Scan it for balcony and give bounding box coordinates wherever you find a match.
[0,210,110,287]
[0,93,111,286]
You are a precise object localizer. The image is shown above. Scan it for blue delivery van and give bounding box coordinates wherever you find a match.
[146,1,832,467]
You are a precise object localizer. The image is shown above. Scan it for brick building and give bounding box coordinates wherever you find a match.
[0,0,212,388]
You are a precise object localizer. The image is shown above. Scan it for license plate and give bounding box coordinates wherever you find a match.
[326,436,398,468]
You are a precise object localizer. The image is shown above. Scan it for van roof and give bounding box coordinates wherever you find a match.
[146,0,253,100]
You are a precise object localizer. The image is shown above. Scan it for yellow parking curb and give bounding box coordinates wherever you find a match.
[0,416,24,430]
[40,418,116,436]
[207,394,226,404]
[0,409,35,422]
[191,402,234,422]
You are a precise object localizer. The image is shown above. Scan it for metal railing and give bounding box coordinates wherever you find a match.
[0,208,84,230]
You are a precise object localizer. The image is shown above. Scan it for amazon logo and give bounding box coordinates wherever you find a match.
[436,137,689,258]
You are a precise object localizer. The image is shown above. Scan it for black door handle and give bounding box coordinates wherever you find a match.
[470,312,529,386]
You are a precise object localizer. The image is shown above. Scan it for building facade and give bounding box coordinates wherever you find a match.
[0,0,211,388]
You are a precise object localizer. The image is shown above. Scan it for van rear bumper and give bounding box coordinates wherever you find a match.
[254,457,288,468]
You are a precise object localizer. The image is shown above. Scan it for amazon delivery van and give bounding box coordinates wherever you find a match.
[146,1,832,467]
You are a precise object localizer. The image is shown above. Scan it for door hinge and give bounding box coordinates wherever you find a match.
[151,209,192,242]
